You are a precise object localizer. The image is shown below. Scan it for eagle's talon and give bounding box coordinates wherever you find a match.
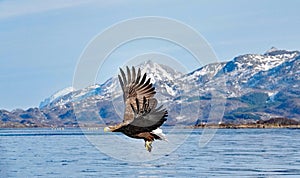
[145,141,152,152]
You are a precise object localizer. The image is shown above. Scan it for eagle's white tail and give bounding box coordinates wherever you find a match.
[152,128,168,141]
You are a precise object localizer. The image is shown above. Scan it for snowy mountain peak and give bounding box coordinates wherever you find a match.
[136,60,183,84]
[39,61,183,109]
[183,62,226,85]
[265,47,279,54]
[39,87,74,108]
[136,60,183,97]
[227,48,299,73]
[264,47,299,58]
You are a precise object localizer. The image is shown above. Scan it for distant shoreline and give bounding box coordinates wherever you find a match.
[190,124,300,129]
[1,117,299,129]
[1,124,300,129]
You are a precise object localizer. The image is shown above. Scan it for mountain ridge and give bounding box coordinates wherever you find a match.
[1,48,299,127]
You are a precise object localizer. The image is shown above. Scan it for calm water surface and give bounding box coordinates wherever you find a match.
[1,128,300,177]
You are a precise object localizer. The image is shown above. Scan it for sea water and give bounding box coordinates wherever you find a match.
[1,128,300,177]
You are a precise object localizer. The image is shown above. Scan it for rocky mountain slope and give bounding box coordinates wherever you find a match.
[1,48,299,127]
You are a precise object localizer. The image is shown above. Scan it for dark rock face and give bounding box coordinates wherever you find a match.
[257,118,300,126]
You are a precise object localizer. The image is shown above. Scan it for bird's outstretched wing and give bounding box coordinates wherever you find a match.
[127,97,168,133]
[118,66,156,123]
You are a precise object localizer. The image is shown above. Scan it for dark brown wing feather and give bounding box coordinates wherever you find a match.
[121,97,168,134]
[118,66,156,123]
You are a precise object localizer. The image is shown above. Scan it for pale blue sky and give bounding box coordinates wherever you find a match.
[1,0,299,110]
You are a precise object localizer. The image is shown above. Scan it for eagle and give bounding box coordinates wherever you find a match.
[104,66,168,152]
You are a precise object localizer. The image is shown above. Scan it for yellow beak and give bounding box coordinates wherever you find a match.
[103,127,111,132]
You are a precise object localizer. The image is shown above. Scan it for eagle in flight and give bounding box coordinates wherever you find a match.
[104,66,168,152]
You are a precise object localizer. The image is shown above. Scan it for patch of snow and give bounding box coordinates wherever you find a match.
[51,87,74,100]
[267,91,278,102]
[164,84,176,96]
[39,87,74,108]
[265,47,278,54]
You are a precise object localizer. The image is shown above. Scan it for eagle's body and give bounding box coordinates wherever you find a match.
[104,66,168,152]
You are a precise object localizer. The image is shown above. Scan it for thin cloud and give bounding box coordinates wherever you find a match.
[0,0,122,19]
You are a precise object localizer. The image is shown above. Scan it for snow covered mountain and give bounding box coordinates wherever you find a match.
[183,62,226,85]
[1,48,300,127]
[39,87,75,108]
[39,60,183,109]
[214,48,299,97]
